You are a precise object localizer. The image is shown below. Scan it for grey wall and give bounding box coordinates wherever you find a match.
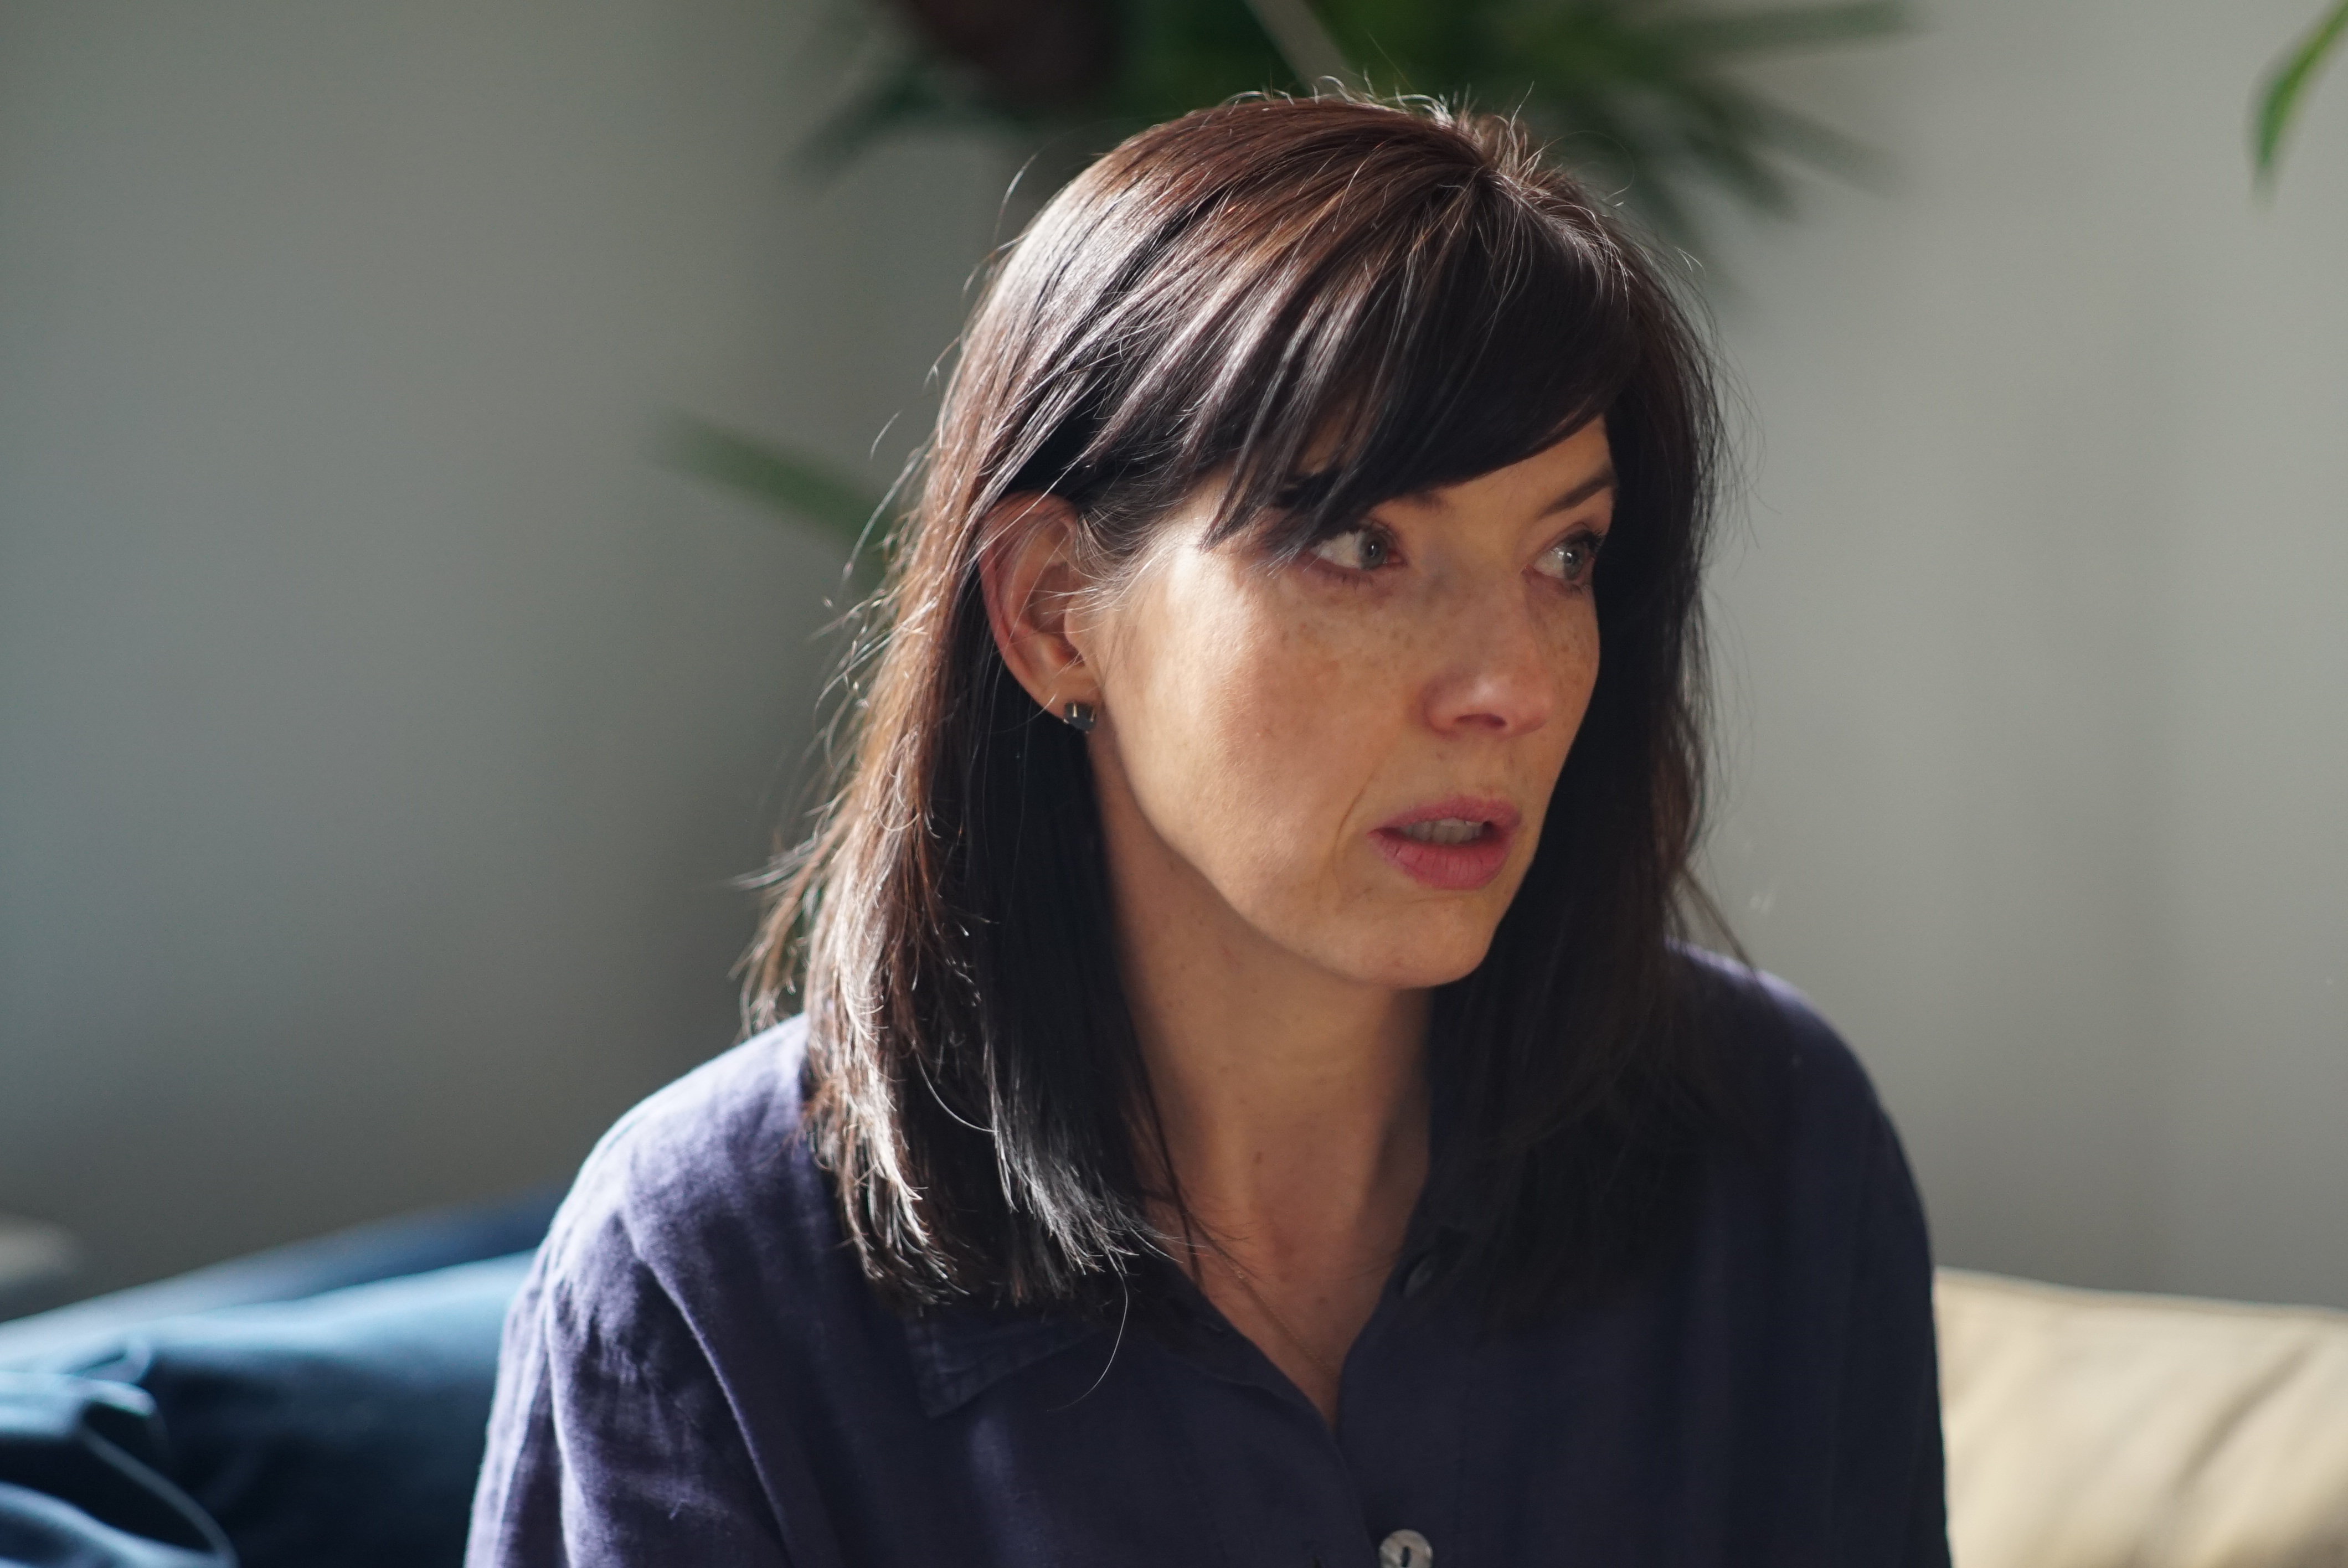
[0,0,1008,1294]
[3,1,2342,1311]
[1702,0,2348,1305]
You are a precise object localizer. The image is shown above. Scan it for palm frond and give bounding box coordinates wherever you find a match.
[2256,0,2348,187]
[1650,1,1908,59]
[807,0,1911,246]
[660,416,887,559]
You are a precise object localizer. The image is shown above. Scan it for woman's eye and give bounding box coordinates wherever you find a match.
[1308,527,1394,572]
[1537,531,1604,586]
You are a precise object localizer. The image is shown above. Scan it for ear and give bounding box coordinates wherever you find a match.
[977,493,1103,722]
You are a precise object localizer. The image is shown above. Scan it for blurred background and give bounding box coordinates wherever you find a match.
[1,0,2342,1317]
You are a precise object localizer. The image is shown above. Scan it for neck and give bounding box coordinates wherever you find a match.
[1129,949,1430,1251]
[1090,744,1435,1421]
[1096,772,1432,1278]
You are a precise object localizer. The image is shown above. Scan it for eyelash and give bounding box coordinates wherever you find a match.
[1306,522,1402,576]
[1541,528,1606,589]
[1305,524,1607,587]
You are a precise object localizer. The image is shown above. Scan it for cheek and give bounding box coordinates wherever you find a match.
[1544,616,1603,764]
[1108,570,1393,890]
[1095,551,1603,987]
[1512,615,1601,855]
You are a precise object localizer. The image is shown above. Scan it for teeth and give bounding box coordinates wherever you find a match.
[1398,818,1486,846]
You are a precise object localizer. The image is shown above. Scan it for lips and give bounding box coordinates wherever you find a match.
[1370,797,1522,891]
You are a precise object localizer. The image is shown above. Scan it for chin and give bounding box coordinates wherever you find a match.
[1335,916,1500,990]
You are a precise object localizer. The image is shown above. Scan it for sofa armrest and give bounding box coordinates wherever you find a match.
[1940,1267,2348,1568]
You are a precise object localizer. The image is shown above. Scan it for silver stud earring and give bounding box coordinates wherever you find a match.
[1061,700,1097,733]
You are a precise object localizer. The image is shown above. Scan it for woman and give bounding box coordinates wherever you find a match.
[470,96,1947,1566]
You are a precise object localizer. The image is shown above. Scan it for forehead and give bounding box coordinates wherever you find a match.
[1377,420,1615,525]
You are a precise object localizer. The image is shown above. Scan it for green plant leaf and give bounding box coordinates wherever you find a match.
[660,416,888,558]
[2256,0,2348,187]
[809,0,1912,249]
[1241,0,1361,86]
[1453,0,1903,243]
[800,54,984,176]
[1650,1,1908,59]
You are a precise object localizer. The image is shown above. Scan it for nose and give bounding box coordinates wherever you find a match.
[1420,582,1568,737]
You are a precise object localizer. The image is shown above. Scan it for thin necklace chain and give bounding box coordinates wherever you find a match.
[1216,1255,1342,1382]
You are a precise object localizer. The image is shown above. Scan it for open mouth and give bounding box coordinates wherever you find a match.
[1371,799,1521,890]
[1392,818,1497,847]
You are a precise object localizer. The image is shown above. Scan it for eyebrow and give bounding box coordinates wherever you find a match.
[1541,467,1618,516]
[1383,464,1619,520]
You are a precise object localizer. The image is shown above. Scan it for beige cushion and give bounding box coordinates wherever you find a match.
[1938,1268,2348,1568]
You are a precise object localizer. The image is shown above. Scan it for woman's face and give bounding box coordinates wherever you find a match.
[1068,420,1614,993]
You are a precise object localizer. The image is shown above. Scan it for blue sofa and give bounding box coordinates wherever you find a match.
[0,1190,560,1568]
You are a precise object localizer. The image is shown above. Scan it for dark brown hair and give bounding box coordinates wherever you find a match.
[749,95,1728,1323]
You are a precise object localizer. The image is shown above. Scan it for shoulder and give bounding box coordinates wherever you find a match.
[1670,947,1928,1244]
[1674,945,1893,1146]
[475,1024,830,1561]
[531,1017,848,1333]
[566,1015,815,1216]
[1663,955,1948,1552]
[1670,946,1933,1268]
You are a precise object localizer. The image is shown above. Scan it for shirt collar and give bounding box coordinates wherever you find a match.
[899,1057,1470,1418]
[900,1303,1097,1419]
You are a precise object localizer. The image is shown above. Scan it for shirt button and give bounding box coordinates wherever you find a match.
[1402,1255,1438,1298]
[1378,1529,1433,1567]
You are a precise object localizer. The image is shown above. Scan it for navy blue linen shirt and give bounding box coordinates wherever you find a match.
[468,961,1948,1566]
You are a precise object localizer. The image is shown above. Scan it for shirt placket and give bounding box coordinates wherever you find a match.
[1151,1249,1473,1568]
[1331,1248,1472,1568]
